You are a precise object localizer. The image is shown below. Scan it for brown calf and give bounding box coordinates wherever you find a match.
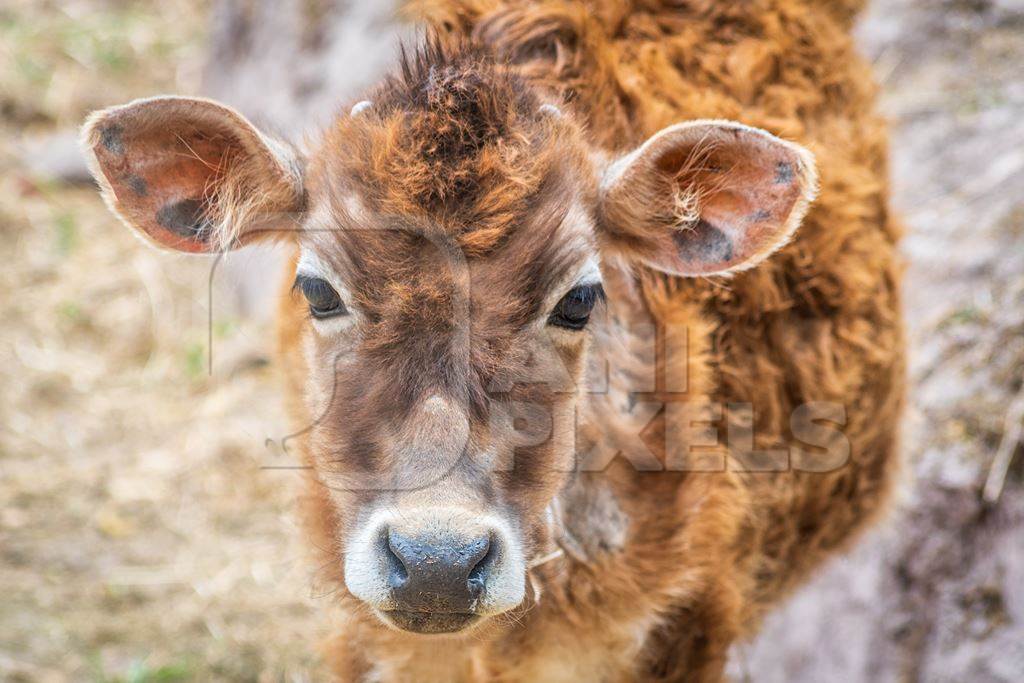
[82,0,903,680]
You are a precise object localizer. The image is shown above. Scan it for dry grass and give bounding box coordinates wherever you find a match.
[1,2,324,680]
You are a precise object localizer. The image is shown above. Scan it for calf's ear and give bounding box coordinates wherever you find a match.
[598,120,817,276]
[81,96,305,253]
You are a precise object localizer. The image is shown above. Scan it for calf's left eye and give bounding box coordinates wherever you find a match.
[548,284,604,330]
[295,275,347,319]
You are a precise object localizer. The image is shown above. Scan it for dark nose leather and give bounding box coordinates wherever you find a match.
[385,529,493,612]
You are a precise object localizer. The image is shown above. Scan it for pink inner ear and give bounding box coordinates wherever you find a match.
[648,130,806,275]
[92,119,234,253]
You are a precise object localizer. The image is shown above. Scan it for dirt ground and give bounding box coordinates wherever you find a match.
[2,1,1022,681]
[1,2,321,680]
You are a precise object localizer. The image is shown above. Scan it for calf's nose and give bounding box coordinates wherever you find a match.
[385,528,494,612]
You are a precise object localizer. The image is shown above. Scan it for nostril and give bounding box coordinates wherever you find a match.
[384,531,409,590]
[467,534,496,598]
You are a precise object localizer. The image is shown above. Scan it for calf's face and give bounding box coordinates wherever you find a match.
[296,151,602,633]
[82,50,816,637]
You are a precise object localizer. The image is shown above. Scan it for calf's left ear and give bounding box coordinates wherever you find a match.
[598,120,818,277]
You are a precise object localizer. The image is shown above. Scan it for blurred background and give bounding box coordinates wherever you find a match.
[1,0,1023,680]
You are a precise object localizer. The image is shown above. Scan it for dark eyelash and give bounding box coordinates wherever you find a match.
[579,283,606,304]
[564,283,606,311]
[292,273,311,294]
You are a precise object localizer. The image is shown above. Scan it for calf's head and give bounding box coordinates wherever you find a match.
[82,45,816,635]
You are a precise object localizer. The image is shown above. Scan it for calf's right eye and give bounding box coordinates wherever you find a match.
[295,275,347,319]
[548,283,604,330]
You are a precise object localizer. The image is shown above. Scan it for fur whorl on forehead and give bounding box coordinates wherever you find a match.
[318,37,586,256]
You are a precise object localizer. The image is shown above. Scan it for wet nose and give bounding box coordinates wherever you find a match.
[385,528,494,612]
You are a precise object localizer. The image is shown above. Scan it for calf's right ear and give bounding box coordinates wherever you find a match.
[81,96,305,253]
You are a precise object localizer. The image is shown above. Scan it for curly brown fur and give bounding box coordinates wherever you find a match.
[83,1,901,680]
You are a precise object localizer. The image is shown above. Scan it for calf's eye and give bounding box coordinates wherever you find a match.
[295,275,347,319]
[548,284,604,330]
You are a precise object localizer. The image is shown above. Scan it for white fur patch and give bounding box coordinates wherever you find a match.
[350,100,373,117]
[538,103,563,118]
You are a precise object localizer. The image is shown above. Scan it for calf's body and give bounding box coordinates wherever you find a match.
[84,0,902,680]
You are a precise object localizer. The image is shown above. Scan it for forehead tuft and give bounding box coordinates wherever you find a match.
[315,38,581,255]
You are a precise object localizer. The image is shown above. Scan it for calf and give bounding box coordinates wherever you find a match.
[82,0,903,680]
